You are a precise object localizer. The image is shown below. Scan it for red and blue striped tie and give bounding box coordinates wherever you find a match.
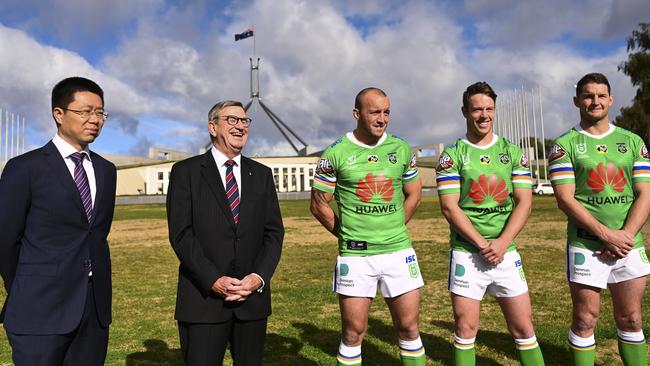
[69,152,93,222]
[225,160,240,224]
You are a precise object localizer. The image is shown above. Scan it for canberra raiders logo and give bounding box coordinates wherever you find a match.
[387,152,397,164]
[499,154,510,164]
[617,143,628,153]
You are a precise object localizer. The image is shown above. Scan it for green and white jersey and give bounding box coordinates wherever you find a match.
[436,135,533,252]
[313,132,419,256]
[549,124,650,251]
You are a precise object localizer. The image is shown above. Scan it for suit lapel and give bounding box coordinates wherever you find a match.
[42,141,88,222]
[200,152,236,228]
[90,152,104,226]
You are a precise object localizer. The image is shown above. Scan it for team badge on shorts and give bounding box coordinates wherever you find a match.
[409,263,419,278]
[641,250,649,264]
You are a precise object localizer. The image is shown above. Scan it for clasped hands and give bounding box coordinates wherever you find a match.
[479,238,508,266]
[211,274,262,302]
[595,228,635,261]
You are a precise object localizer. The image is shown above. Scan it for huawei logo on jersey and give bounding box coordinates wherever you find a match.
[356,173,394,202]
[586,163,626,193]
[468,174,508,204]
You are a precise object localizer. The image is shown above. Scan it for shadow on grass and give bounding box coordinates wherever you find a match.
[432,320,571,365]
[294,321,404,365]
[125,339,183,366]
[263,333,320,365]
[125,335,320,366]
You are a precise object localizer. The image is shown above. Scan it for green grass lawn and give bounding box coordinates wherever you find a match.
[1,196,648,365]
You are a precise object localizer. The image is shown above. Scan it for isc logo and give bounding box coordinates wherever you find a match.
[515,259,522,267]
[405,255,417,264]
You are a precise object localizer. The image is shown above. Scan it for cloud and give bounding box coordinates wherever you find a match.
[0,0,643,157]
[464,0,650,46]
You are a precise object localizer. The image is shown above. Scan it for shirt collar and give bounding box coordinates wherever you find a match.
[210,145,241,168]
[52,134,92,161]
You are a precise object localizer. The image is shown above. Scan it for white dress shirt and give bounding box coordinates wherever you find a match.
[52,134,97,206]
[211,147,242,197]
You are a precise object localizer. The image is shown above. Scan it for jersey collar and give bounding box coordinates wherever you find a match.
[574,123,615,139]
[460,133,499,150]
[346,131,387,148]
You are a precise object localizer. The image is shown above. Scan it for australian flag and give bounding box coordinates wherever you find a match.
[235,29,254,41]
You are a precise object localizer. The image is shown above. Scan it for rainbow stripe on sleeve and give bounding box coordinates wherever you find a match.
[436,174,460,192]
[633,162,650,180]
[511,170,532,186]
[549,163,575,182]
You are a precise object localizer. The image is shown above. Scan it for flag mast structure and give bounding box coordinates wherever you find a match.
[235,27,312,156]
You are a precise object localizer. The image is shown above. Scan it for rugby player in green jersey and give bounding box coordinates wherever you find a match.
[310,87,426,366]
[550,73,650,366]
[437,82,544,366]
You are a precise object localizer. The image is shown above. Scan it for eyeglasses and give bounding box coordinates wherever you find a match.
[213,115,252,127]
[62,108,109,120]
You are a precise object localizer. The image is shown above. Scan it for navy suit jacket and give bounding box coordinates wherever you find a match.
[167,151,283,323]
[0,141,116,334]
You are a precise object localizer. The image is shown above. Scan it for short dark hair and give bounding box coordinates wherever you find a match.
[575,73,611,97]
[51,77,104,110]
[354,87,387,109]
[462,82,497,109]
[208,100,244,121]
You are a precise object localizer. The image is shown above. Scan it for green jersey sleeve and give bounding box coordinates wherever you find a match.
[509,146,533,189]
[549,139,575,186]
[313,143,339,193]
[435,147,461,195]
[403,150,419,184]
[632,138,650,183]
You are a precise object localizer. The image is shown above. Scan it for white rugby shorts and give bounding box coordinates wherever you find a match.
[448,249,529,300]
[333,247,424,298]
[567,246,650,289]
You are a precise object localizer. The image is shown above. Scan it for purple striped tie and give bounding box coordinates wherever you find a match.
[225,160,240,224]
[69,152,93,222]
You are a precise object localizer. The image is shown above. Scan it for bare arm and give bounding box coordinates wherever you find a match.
[554,183,634,258]
[403,179,422,224]
[310,188,339,237]
[481,187,531,264]
[439,193,490,251]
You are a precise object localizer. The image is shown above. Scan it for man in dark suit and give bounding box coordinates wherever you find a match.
[0,77,117,365]
[167,100,284,365]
